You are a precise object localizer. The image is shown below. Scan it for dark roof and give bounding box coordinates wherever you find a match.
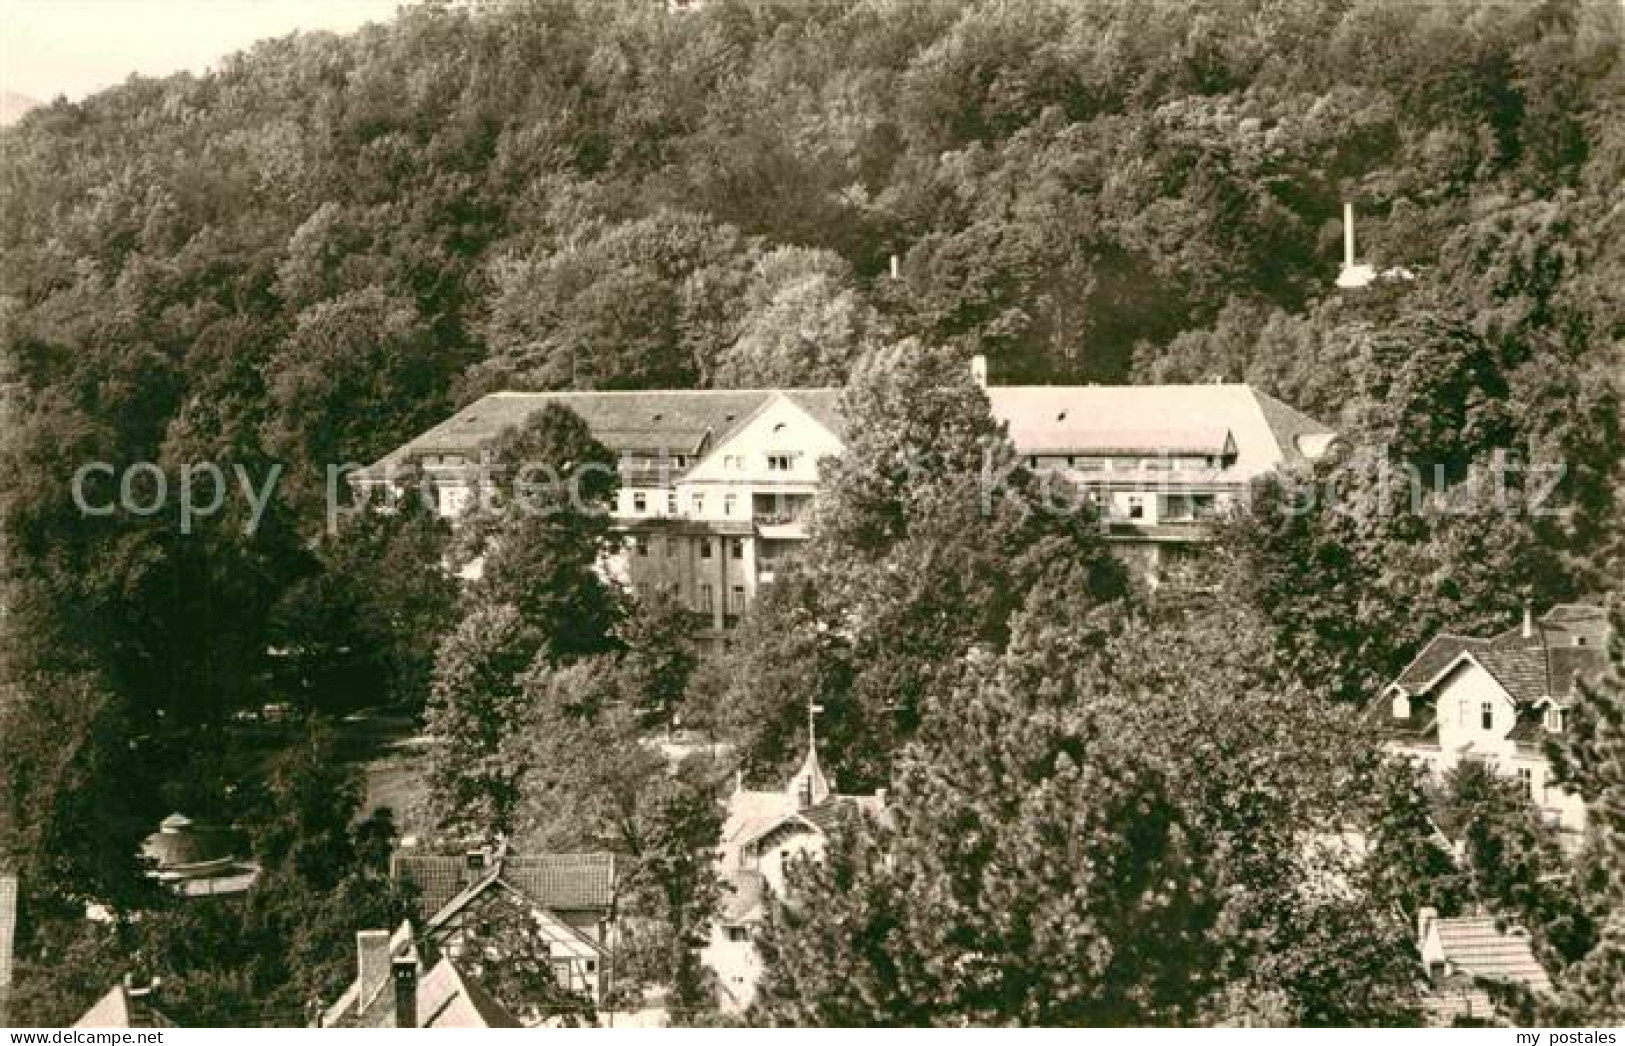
[1389,605,1609,708]
[359,390,790,479]
[1474,642,1549,706]
[1395,635,1490,692]
[140,816,242,870]
[799,797,869,834]
[1506,710,1548,750]
[1369,693,1441,746]
[394,853,616,923]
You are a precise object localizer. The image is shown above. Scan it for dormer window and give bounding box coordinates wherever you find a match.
[1391,693,1410,720]
[1546,707,1565,733]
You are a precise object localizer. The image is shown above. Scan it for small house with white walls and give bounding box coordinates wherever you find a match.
[1371,604,1609,844]
[702,709,887,1014]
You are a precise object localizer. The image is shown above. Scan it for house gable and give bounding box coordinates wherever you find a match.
[1431,656,1520,755]
[681,393,844,486]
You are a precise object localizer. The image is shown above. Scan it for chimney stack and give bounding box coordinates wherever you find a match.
[969,354,988,389]
[889,254,900,281]
[356,930,391,1009]
[1417,906,1438,944]
[1522,603,1535,639]
[392,952,419,1029]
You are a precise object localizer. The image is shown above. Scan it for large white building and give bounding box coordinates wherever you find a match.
[357,361,1338,631]
[1371,604,1609,843]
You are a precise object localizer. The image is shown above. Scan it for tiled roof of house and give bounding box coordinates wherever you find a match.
[0,873,15,1025]
[1394,635,1490,692]
[359,390,784,479]
[1473,643,1549,706]
[1389,605,1609,709]
[1432,917,1552,993]
[393,853,616,924]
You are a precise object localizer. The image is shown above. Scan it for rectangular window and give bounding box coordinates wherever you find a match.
[731,538,744,560]
[700,539,713,560]
[1127,496,1145,520]
[667,492,678,515]
[665,537,677,559]
[700,583,714,613]
[635,535,649,557]
[724,493,737,517]
[767,454,792,471]
[632,491,647,513]
[1481,702,1494,731]
[692,493,705,515]
[1517,767,1534,798]
[731,585,745,612]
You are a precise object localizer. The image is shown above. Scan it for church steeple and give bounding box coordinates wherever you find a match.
[786,699,831,809]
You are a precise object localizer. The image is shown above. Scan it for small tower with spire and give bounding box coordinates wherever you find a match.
[785,699,831,810]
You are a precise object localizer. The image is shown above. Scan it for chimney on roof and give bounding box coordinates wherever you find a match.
[356,930,392,1008]
[970,355,988,390]
[392,951,419,1029]
[1417,906,1438,945]
[889,254,900,281]
[1523,603,1535,639]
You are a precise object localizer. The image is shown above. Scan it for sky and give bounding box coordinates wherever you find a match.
[1,0,406,103]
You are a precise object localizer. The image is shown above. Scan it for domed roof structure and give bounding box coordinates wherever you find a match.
[140,813,252,888]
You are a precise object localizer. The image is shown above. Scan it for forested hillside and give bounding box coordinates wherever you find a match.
[2,0,1623,1026]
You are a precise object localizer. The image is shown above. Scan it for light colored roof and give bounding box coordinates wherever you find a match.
[416,956,521,1029]
[985,384,1335,480]
[361,382,1334,488]
[74,985,176,1029]
[1431,916,1552,992]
